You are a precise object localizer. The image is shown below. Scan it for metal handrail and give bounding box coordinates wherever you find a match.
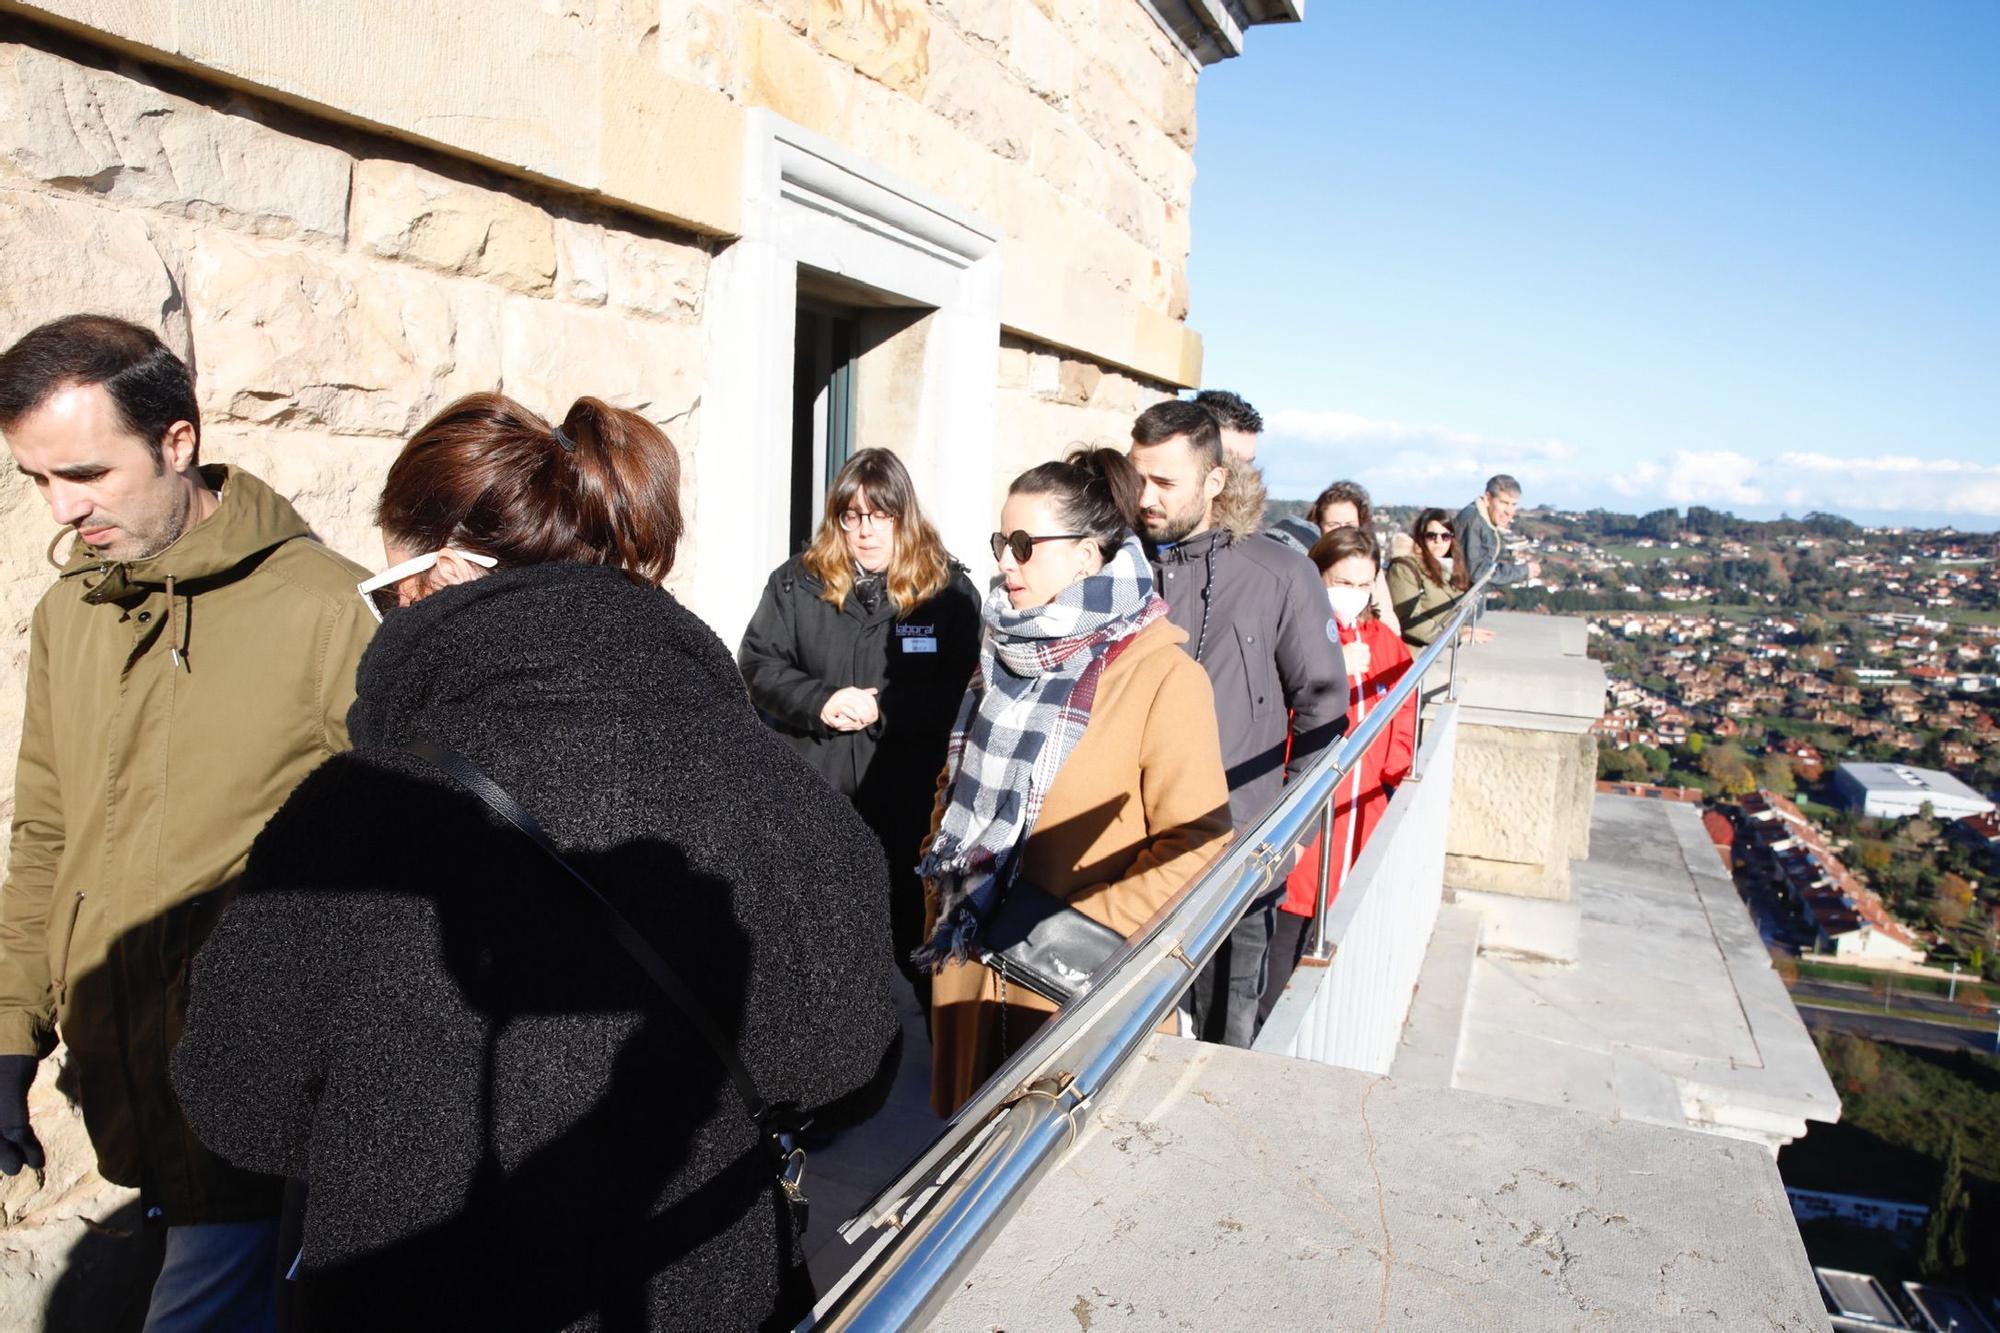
[810,567,1497,1331]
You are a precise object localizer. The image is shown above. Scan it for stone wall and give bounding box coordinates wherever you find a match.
[992,332,1171,510]
[0,32,712,827]
[666,0,1198,349]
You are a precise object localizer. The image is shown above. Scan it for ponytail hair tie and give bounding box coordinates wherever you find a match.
[551,425,577,453]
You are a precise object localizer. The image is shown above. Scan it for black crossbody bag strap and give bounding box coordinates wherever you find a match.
[402,741,809,1223]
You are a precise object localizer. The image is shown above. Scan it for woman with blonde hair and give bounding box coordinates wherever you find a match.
[740,448,980,1013]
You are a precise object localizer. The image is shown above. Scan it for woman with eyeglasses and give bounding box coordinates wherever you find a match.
[171,393,902,1331]
[1263,525,1417,1019]
[1388,506,1470,649]
[738,448,980,1016]
[920,449,1231,1116]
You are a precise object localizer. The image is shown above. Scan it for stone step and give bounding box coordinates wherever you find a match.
[1391,901,1481,1087]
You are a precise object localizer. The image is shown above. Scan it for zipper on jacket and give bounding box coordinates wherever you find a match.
[50,890,85,1005]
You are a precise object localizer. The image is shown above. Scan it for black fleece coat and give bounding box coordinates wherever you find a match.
[737,556,979,1001]
[170,564,901,1332]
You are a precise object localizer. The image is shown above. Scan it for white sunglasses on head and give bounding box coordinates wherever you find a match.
[357,548,498,622]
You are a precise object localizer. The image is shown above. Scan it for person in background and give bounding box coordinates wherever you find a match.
[1263,526,1416,1019]
[739,448,980,1016]
[1452,473,1538,588]
[171,392,900,1330]
[0,315,375,1332]
[1128,400,1345,1049]
[1195,389,1269,540]
[919,449,1230,1116]
[1307,479,1401,637]
[1389,507,1468,649]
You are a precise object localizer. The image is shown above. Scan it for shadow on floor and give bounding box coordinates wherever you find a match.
[804,975,941,1296]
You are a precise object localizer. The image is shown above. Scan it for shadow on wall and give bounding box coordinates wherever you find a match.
[27,761,899,1332]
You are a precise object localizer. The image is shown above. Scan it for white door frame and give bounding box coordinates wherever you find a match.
[692,110,1002,647]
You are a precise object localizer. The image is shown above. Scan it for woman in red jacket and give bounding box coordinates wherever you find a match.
[1261,525,1417,1022]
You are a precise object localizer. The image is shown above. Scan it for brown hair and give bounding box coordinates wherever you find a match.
[1408,506,1456,588]
[1311,479,1372,532]
[1309,525,1380,576]
[801,448,951,614]
[377,392,683,583]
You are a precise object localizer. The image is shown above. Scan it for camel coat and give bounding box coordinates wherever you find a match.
[926,617,1233,1115]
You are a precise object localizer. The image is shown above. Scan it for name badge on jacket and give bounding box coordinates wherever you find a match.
[898,624,937,654]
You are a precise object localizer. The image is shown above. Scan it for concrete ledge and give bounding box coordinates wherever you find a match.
[1389,902,1480,1087]
[936,1039,1829,1330]
[1456,889,1582,964]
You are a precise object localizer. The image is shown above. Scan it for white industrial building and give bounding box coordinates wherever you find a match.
[1832,763,1997,821]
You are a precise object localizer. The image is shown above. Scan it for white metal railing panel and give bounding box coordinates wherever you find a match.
[1255,705,1459,1073]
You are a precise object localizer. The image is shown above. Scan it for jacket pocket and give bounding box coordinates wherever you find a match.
[1236,624,1280,720]
[49,889,85,1005]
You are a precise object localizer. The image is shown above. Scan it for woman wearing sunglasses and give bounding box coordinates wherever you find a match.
[919,449,1232,1116]
[1388,506,1471,649]
[171,393,901,1330]
[738,448,979,1017]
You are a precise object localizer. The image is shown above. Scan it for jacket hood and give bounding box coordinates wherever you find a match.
[62,466,312,603]
[1212,458,1269,541]
[349,562,747,749]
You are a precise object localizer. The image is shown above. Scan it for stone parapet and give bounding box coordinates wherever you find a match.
[937,1038,1829,1330]
[1439,610,1606,901]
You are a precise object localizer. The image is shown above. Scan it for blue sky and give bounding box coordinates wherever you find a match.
[1187,1,2000,529]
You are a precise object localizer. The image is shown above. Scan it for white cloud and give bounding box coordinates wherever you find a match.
[1261,409,2000,523]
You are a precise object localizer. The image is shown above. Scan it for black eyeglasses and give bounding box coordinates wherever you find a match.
[839,509,894,532]
[990,530,1088,563]
[1423,529,1452,543]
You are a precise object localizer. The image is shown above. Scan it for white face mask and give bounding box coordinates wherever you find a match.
[1326,585,1372,627]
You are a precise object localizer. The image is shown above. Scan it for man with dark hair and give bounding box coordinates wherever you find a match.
[1193,388,1263,462]
[1128,400,1346,1049]
[0,314,375,1329]
[1452,472,1538,587]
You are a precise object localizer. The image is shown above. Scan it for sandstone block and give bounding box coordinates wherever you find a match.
[811,0,930,94]
[0,42,350,243]
[921,26,1023,161]
[201,427,403,570]
[996,341,1030,388]
[1055,358,1101,407]
[351,158,557,296]
[1446,723,1597,902]
[0,189,189,357]
[185,232,503,438]
[740,11,843,135]
[554,217,611,307]
[948,0,1014,51]
[499,297,702,436]
[1006,0,1073,106]
[655,0,738,90]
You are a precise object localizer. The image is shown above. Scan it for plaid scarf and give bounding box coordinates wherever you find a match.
[914,536,1167,970]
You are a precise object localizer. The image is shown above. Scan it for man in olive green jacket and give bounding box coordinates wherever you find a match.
[0,315,373,1329]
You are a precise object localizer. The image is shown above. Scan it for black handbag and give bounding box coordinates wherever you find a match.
[975,877,1126,1005]
[403,741,812,1231]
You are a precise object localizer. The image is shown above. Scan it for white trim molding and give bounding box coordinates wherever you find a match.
[691,111,1003,647]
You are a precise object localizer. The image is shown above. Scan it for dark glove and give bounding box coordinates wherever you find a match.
[0,1053,45,1175]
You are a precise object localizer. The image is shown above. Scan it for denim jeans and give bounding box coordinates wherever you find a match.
[1190,894,1277,1049]
[143,1218,280,1333]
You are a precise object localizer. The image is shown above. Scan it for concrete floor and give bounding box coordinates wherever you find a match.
[802,975,941,1294]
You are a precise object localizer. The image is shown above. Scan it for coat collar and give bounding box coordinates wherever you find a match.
[62,466,310,604]
[1150,526,1230,566]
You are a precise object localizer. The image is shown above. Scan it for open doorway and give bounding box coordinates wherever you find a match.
[787,270,933,553]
